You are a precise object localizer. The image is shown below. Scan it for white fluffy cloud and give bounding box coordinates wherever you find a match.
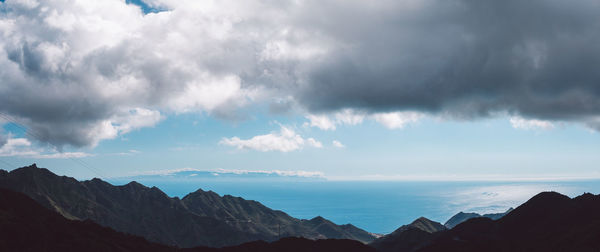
[332,140,345,148]
[305,114,337,130]
[0,136,90,158]
[509,117,555,130]
[305,110,422,130]
[219,125,322,152]
[304,109,366,130]
[372,112,423,129]
[0,0,293,147]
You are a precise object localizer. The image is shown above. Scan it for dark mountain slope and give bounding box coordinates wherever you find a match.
[0,188,190,252]
[0,164,375,247]
[370,217,446,252]
[418,191,600,252]
[220,237,377,252]
[0,188,375,252]
[0,165,256,248]
[444,208,512,229]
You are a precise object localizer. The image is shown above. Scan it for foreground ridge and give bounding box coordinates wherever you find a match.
[0,164,376,248]
[0,188,375,252]
[417,191,600,252]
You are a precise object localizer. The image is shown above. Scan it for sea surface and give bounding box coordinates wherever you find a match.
[108,179,600,234]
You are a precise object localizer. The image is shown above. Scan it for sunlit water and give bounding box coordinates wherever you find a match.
[107,179,600,234]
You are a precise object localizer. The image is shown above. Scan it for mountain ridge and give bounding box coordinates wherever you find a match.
[444,208,513,229]
[369,217,446,252]
[0,187,376,252]
[0,164,376,248]
[417,191,600,252]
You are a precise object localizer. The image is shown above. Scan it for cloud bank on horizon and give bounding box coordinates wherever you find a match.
[1,0,600,149]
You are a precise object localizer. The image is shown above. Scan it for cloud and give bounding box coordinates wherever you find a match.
[3,0,600,150]
[305,110,422,130]
[305,114,336,130]
[509,117,554,130]
[293,0,600,124]
[0,0,264,147]
[372,112,423,129]
[0,132,7,148]
[0,136,91,158]
[332,140,345,148]
[304,109,366,130]
[112,149,142,156]
[219,125,322,152]
[0,137,37,157]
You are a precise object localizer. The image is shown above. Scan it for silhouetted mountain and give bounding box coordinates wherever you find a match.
[443,208,512,229]
[0,188,186,252]
[418,191,600,252]
[0,188,375,252]
[369,217,446,252]
[220,237,377,252]
[0,164,375,248]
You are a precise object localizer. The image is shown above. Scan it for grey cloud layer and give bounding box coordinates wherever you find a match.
[1,0,600,148]
[296,0,600,123]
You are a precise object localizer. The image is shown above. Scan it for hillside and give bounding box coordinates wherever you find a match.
[443,208,512,229]
[418,192,600,252]
[0,164,376,248]
[369,217,446,252]
[0,188,375,252]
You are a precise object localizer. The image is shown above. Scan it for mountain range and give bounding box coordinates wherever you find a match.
[443,208,512,229]
[0,164,376,248]
[369,217,446,252]
[369,205,512,252]
[418,191,600,252]
[0,187,376,252]
[2,164,600,251]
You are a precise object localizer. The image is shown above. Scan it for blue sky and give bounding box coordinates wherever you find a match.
[3,110,600,180]
[2,0,600,181]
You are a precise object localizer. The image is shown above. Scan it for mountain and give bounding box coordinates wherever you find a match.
[443,208,512,229]
[418,191,600,252]
[0,188,187,252]
[369,217,446,252]
[0,164,376,248]
[0,188,375,252]
[220,237,377,252]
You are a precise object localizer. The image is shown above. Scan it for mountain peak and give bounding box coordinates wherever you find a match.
[529,191,570,202]
[407,217,446,233]
[516,191,571,212]
[370,216,446,252]
[124,181,145,188]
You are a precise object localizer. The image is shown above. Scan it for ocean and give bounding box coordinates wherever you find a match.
[108,179,600,234]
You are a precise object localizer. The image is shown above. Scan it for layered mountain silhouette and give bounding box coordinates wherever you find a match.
[369,217,446,252]
[0,164,376,248]
[417,191,600,252]
[443,208,512,229]
[3,164,600,252]
[0,188,376,252]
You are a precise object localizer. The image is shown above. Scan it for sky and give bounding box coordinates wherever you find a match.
[1,0,600,180]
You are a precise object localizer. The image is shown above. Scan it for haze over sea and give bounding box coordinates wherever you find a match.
[108,177,600,234]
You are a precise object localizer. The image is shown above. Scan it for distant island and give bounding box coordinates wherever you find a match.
[109,168,327,184]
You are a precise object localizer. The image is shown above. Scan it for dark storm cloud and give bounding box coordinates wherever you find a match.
[294,0,600,127]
